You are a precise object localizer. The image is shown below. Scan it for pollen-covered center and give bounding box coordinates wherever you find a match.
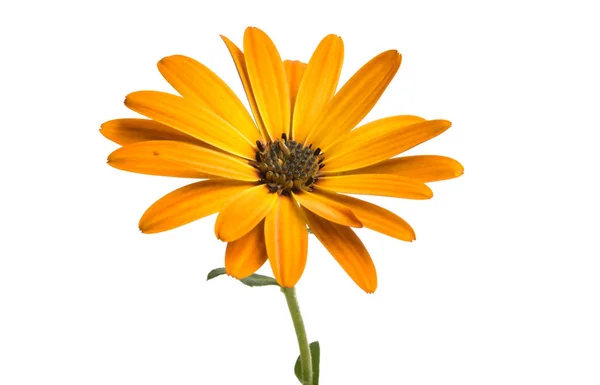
[254,134,324,195]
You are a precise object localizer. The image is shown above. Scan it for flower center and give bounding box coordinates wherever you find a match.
[254,134,324,195]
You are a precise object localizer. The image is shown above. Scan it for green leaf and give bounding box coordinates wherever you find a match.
[294,341,320,385]
[206,267,227,281]
[239,274,279,287]
[206,267,279,287]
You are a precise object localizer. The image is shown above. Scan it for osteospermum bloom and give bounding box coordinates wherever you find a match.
[102,27,462,293]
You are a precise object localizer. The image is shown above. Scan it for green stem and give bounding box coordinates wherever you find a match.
[282,287,312,385]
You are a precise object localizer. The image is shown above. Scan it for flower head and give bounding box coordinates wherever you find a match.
[102,27,463,293]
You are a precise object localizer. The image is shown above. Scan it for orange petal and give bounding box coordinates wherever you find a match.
[157,55,260,143]
[106,156,210,179]
[340,155,464,182]
[214,185,277,242]
[292,35,344,143]
[304,50,401,151]
[324,119,452,172]
[292,190,361,227]
[225,220,268,279]
[107,140,259,181]
[125,91,256,159]
[302,208,377,293]
[139,180,252,234]
[221,35,269,140]
[318,174,432,199]
[325,115,424,159]
[244,27,290,140]
[100,118,204,146]
[264,195,308,288]
[283,60,307,118]
[314,187,415,241]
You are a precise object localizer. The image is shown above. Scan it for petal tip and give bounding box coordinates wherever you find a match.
[224,269,242,280]
[244,26,260,38]
[363,281,377,293]
[383,49,402,61]
[123,93,136,107]
[139,225,158,235]
[214,225,237,243]
[106,151,117,163]
[421,184,435,199]
[278,282,295,289]
[99,127,109,140]
[138,216,161,234]
[214,220,224,241]
[441,119,452,128]
[352,217,364,228]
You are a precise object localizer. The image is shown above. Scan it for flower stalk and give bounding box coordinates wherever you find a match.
[282,287,313,385]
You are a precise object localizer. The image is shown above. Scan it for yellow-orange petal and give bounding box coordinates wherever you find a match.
[139,180,252,234]
[215,185,277,242]
[107,140,258,181]
[292,35,344,143]
[318,174,433,199]
[302,208,377,293]
[314,187,415,241]
[264,195,308,288]
[100,118,205,146]
[220,35,269,140]
[106,157,211,179]
[125,91,256,159]
[225,221,268,279]
[244,27,290,140]
[157,55,260,143]
[324,119,452,172]
[340,155,464,182]
[283,60,307,118]
[292,190,362,228]
[325,115,425,160]
[304,50,401,151]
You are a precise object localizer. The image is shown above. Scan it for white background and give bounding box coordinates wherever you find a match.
[1,0,599,384]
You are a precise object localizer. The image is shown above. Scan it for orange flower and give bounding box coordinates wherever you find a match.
[101,27,462,293]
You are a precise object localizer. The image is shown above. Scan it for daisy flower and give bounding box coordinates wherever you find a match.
[101,27,463,293]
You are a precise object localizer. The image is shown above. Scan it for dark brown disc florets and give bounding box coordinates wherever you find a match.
[253,134,324,195]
